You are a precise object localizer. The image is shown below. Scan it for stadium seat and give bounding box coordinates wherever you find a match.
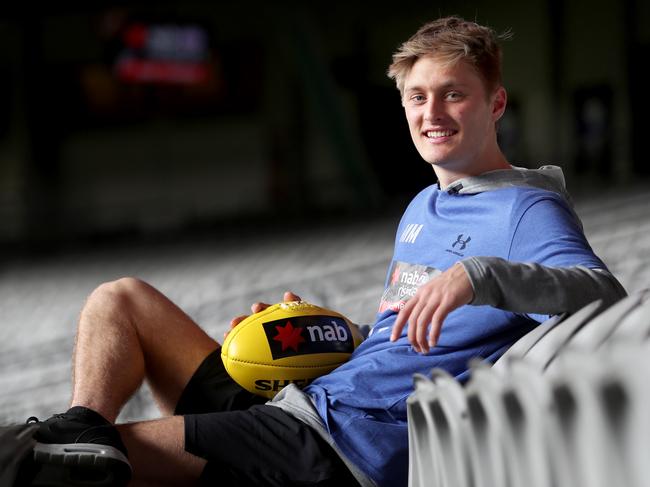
[463,361,511,487]
[407,374,443,487]
[523,299,604,371]
[549,351,626,487]
[499,360,559,487]
[407,369,472,487]
[557,292,643,350]
[491,312,566,373]
[603,289,650,345]
[407,291,650,487]
[602,344,650,487]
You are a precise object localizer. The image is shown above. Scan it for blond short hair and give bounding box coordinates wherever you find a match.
[387,16,509,96]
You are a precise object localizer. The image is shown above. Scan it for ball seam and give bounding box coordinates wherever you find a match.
[222,355,343,368]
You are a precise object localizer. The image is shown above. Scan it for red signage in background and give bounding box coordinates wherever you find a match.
[114,23,213,85]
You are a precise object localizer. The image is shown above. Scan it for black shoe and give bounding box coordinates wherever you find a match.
[0,423,39,487]
[26,407,132,487]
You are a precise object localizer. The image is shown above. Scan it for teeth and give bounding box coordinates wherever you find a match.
[426,130,454,138]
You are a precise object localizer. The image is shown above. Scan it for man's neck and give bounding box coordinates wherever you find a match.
[435,151,511,190]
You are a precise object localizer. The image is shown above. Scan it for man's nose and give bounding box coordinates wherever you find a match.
[423,97,444,122]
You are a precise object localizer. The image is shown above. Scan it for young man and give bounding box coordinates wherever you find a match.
[20,16,624,487]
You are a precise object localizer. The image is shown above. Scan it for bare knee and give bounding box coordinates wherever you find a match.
[83,277,152,322]
[91,277,152,303]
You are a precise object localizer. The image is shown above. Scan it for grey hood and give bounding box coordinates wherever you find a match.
[448,164,627,314]
[446,165,572,202]
[444,165,580,228]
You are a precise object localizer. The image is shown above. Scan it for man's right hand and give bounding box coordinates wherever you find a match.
[225,291,302,340]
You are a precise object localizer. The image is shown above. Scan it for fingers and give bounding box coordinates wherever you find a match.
[252,301,271,313]
[283,291,302,302]
[395,299,447,353]
[408,297,439,354]
[227,291,303,341]
[391,298,415,342]
[416,302,438,352]
[251,291,301,315]
[390,263,473,354]
[230,292,303,340]
[407,299,425,349]
[424,302,452,350]
[230,315,249,328]
[225,314,249,339]
[428,308,446,349]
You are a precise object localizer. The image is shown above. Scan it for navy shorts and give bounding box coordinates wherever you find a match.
[175,349,360,486]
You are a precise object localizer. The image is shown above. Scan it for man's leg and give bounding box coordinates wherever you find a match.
[35,280,362,487]
[70,277,219,421]
[116,417,205,486]
[28,277,218,485]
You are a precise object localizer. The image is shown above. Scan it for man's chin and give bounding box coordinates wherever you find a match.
[424,157,455,168]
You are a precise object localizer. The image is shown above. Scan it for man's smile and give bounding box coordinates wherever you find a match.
[422,128,458,142]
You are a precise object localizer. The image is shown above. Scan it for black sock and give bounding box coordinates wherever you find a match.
[65,406,111,426]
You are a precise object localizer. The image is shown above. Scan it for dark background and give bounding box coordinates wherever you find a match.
[0,0,648,251]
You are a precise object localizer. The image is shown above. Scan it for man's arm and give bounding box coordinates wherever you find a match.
[391,193,627,353]
[390,259,626,354]
[461,256,626,314]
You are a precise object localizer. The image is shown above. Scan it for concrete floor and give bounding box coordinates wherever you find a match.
[1,186,649,424]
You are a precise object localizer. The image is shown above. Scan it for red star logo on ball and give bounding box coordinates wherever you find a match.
[273,321,305,352]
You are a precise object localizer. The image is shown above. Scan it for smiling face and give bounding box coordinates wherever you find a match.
[402,55,508,186]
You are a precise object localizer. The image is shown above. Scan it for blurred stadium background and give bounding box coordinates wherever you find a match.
[1,0,649,439]
[1,0,648,247]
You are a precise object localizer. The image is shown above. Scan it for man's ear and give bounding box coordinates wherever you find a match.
[491,86,507,122]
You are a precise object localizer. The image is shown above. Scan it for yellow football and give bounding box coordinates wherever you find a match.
[221,301,364,399]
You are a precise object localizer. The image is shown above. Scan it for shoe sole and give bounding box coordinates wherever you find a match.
[33,442,130,468]
[0,424,39,486]
[30,443,131,487]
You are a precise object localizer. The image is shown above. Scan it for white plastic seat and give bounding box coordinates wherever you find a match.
[563,292,643,349]
[492,312,566,374]
[407,369,473,487]
[597,343,650,487]
[463,362,511,487]
[548,351,622,487]
[604,289,650,344]
[498,360,560,487]
[406,290,650,487]
[523,299,603,371]
[408,374,443,487]
[427,369,472,487]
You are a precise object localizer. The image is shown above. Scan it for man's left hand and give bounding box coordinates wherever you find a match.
[390,262,474,353]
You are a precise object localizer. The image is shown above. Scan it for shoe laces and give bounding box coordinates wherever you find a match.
[26,412,73,425]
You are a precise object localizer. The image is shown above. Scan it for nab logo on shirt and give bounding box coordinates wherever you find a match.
[263,316,355,359]
[399,223,423,244]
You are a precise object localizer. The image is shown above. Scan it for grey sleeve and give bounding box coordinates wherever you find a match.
[460,256,627,315]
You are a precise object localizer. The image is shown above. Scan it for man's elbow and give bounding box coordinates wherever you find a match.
[592,268,627,308]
